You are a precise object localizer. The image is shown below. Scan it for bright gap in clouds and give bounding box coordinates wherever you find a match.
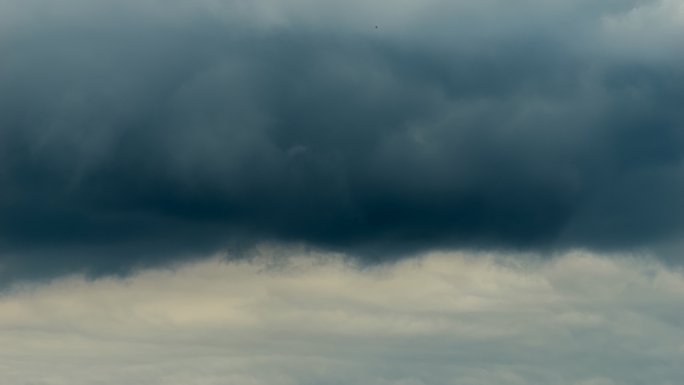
[1,249,683,385]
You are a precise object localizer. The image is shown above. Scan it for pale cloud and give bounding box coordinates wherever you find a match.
[1,249,683,384]
[601,0,684,61]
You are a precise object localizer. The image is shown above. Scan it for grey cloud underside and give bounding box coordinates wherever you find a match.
[1,2,683,276]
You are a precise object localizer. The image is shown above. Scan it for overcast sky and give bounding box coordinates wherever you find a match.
[1,0,683,383]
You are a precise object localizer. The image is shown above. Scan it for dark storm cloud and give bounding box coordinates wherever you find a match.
[1,0,683,278]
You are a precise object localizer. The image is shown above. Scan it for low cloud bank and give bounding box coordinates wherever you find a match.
[2,249,683,384]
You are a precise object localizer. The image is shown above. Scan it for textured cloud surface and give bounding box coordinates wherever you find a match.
[1,0,684,277]
[3,2,683,381]
[2,250,684,384]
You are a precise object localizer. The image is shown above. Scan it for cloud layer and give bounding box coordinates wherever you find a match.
[2,250,684,384]
[1,0,684,277]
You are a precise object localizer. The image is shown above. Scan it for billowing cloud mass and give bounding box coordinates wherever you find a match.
[2,250,684,384]
[3,2,683,383]
[1,0,684,276]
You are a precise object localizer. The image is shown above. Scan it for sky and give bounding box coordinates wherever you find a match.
[1,0,684,384]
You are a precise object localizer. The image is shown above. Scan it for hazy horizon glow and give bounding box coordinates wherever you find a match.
[2,249,684,384]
